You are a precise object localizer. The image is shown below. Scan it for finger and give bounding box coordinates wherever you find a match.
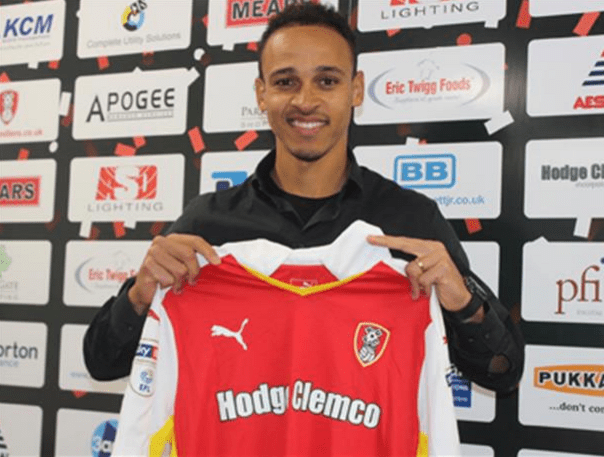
[190,237,221,266]
[405,262,423,300]
[165,234,221,266]
[148,244,191,285]
[367,234,429,257]
[416,260,452,301]
[141,257,178,289]
[158,235,216,283]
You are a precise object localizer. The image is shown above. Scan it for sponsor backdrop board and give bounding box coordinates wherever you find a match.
[357,0,507,32]
[0,240,52,305]
[522,239,604,324]
[0,0,65,67]
[76,0,193,58]
[206,0,337,48]
[519,345,604,432]
[529,1,604,18]
[0,321,47,388]
[59,324,128,394]
[68,154,185,227]
[199,149,269,193]
[355,43,505,125]
[0,78,61,144]
[519,451,603,457]
[527,36,604,117]
[0,403,43,457]
[203,62,269,133]
[0,0,603,456]
[73,68,197,140]
[462,444,495,457]
[55,409,119,457]
[354,143,502,219]
[524,138,604,220]
[63,240,150,307]
[0,159,56,223]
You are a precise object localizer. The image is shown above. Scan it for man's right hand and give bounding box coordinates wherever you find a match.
[128,234,221,315]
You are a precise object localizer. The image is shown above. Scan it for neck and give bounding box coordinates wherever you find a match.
[272,144,349,198]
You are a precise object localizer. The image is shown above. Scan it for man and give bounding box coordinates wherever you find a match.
[84,3,523,394]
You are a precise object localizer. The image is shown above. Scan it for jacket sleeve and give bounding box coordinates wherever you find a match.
[428,203,525,394]
[83,202,199,381]
[83,277,147,381]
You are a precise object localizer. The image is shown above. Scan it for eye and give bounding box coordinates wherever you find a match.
[274,78,296,88]
[319,76,339,88]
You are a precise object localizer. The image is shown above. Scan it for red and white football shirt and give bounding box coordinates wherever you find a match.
[112,221,460,456]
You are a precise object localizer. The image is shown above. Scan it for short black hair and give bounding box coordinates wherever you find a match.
[257,2,357,79]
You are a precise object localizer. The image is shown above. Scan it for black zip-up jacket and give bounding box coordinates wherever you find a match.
[84,150,524,393]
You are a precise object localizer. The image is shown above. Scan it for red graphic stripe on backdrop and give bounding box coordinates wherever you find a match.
[150,221,166,236]
[61,104,74,127]
[574,12,600,36]
[17,148,29,160]
[48,60,60,70]
[457,33,472,46]
[45,211,60,232]
[72,390,87,399]
[0,72,10,82]
[465,219,483,234]
[202,15,209,28]
[113,221,126,238]
[349,6,358,31]
[133,136,146,149]
[247,42,258,52]
[386,29,401,37]
[235,130,259,150]
[115,143,137,156]
[84,141,98,157]
[87,225,100,240]
[97,56,110,70]
[142,51,154,66]
[516,0,531,29]
[188,126,206,153]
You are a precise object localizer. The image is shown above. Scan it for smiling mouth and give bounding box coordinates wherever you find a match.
[289,119,328,134]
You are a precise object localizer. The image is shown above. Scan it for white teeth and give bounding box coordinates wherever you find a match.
[292,120,324,129]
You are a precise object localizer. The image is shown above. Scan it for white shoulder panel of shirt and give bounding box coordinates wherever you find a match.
[208,220,409,279]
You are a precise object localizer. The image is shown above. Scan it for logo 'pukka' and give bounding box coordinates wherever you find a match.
[354,322,391,367]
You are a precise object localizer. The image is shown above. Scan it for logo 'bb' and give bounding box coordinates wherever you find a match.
[95,165,157,201]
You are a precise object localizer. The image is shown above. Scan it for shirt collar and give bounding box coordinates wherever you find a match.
[251,149,364,199]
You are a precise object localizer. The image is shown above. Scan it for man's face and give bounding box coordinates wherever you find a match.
[255,25,364,163]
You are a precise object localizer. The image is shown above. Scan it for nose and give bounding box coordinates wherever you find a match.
[290,82,319,112]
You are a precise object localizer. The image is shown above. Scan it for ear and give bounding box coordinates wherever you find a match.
[255,77,266,112]
[352,70,364,107]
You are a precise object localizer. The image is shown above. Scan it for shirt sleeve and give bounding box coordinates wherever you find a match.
[112,289,177,457]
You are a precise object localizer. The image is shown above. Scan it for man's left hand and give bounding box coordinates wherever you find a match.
[367,235,472,313]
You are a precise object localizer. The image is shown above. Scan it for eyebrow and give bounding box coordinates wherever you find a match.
[269,66,346,78]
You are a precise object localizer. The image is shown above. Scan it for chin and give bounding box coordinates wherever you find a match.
[289,148,327,163]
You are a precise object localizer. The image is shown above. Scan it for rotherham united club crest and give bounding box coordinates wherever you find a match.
[354,322,391,367]
[0,90,18,125]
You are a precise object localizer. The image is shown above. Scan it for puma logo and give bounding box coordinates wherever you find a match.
[211,318,249,350]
